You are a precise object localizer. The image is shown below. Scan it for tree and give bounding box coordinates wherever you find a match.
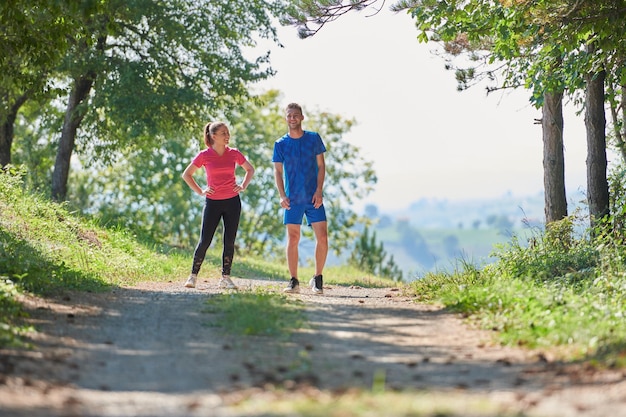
[283,0,381,38]
[399,0,579,224]
[0,0,82,166]
[6,0,289,201]
[11,103,58,192]
[522,2,621,225]
[364,203,379,219]
[70,137,200,247]
[542,91,567,223]
[349,226,403,281]
[585,67,609,226]
[442,234,460,257]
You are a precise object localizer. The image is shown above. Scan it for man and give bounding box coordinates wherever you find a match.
[273,103,328,294]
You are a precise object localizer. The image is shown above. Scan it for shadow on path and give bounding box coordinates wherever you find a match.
[1,280,625,417]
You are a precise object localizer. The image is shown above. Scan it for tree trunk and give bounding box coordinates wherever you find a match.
[542,91,568,224]
[0,93,29,167]
[51,73,95,201]
[585,69,609,226]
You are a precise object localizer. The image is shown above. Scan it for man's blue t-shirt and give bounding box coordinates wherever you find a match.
[272,131,326,205]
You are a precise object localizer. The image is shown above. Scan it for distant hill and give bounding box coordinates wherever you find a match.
[384,192,546,229]
[366,191,588,280]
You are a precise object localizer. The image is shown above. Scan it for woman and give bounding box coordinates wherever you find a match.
[182,121,254,289]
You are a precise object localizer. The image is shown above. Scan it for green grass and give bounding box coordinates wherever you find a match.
[0,170,188,294]
[0,171,185,345]
[0,279,33,347]
[408,218,626,368]
[204,287,307,337]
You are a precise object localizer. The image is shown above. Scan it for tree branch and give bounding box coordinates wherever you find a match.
[288,0,387,38]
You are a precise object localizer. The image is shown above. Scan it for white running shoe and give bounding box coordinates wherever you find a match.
[310,275,323,294]
[184,274,197,288]
[283,277,300,294]
[219,275,237,290]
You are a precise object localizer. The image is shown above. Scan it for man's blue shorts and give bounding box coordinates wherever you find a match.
[284,203,327,225]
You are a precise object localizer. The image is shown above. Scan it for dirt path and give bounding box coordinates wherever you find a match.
[1,278,625,416]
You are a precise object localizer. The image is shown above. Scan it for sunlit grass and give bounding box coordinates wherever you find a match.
[204,287,306,337]
[231,389,519,417]
[408,218,626,367]
[1,171,195,290]
[0,279,33,347]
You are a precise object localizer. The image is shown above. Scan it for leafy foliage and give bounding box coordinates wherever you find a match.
[492,213,598,284]
[74,0,290,162]
[4,0,292,200]
[70,138,199,247]
[282,0,380,38]
[287,1,626,107]
[604,163,626,243]
[0,0,82,111]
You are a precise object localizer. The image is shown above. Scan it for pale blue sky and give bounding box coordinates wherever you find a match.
[255,9,592,211]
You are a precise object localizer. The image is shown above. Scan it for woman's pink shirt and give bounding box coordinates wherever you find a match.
[192,147,247,200]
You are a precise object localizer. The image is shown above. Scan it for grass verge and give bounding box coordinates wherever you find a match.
[231,389,521,417]
[408,216,626,368]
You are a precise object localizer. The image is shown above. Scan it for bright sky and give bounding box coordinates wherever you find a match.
[255,9,591,212]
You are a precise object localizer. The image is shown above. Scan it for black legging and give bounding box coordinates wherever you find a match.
[191,195,241,276]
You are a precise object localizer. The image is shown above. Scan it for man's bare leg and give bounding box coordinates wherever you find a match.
[309,221,328,294]
[283,224,301,293]
[311,221,328,275]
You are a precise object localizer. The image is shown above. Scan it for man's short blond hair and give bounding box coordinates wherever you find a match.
[285,103,303,115]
